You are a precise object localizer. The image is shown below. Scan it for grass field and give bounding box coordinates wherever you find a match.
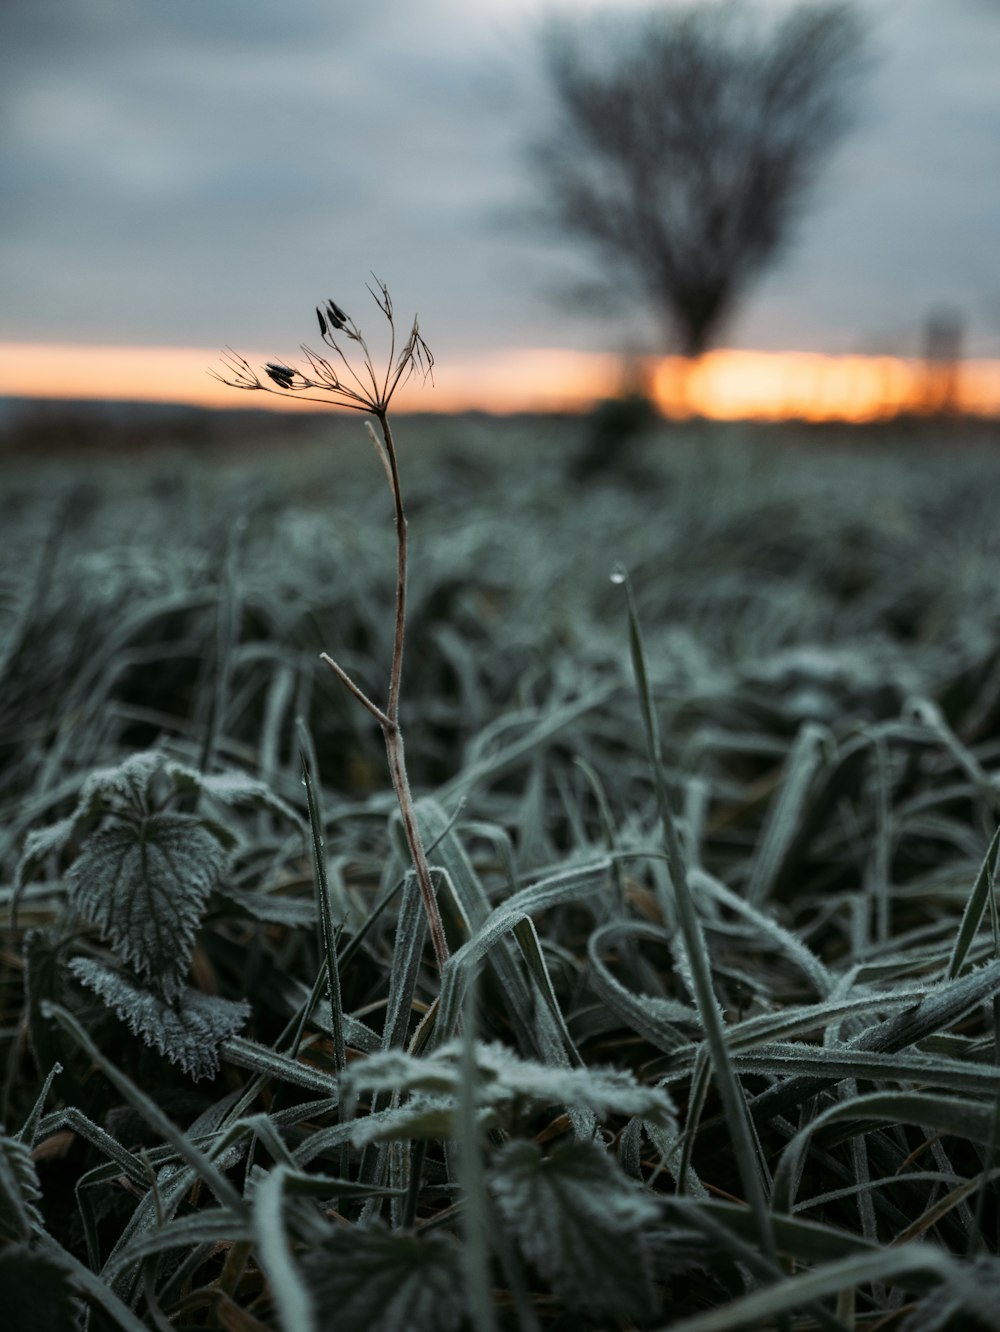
[4,409,1000,1329]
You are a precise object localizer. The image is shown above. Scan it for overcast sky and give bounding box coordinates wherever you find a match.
[3,0,999,367]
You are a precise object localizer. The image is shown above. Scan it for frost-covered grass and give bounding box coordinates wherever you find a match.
[4,414,1000,1329]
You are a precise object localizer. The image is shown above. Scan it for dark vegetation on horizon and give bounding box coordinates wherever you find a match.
[4,413,1000,1329]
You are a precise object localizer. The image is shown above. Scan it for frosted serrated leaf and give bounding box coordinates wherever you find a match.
[165,760,304,828]
[490,1139,658,1318]
[78,750,167,815]
[343,1050,456,1100]
[69,957,250,1080]
[0,1245,80,1332]
[303,1225,465,1332]
[0,1134,44,1241]
[473,1042,678,1126]
[14,751,171,903]
[348,1096,493,1148]
[342,1041,676,1128]
[15,816,79,893]
[68,813,227,996]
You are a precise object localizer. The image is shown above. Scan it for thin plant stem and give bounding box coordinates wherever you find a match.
[375,409,450,967]
[326,408,449,971]
[384,721,450,972]
[218,284,448,973]
[371,410,406,722]
[318,652,389,727]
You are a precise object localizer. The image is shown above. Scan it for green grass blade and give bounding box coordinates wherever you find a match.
[587,919,699,1053]
[745,721,828,907]
[298,726,346,1073]
[948,823,1000,979]
[253,1165,316,1332]
[43,1239,153,1332]
[617,569,776,1254]
[198,522,243,778]
[661,1245,954,1332]
[221,1036,337,1094]
[434,857,612,1042]
[458,964,497,1332]
[44,1002,245,1213]
[773,1089,999,1214]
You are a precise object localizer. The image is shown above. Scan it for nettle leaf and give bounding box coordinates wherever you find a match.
[342,1040,676,1127]
[0,1244,80,1332]
[68,814,227,997]
[166,761,304,829]
[474,1042,678,1126]
[78,749,166,814]
[303,1225,465,1332]
[490,1138,659,1319]
[70,957,250,1081]
[16,749,301,904]
[15,816,81,901]
[0,1134,44,1241]
[14,752,174,907]
[348,1097,494,1148]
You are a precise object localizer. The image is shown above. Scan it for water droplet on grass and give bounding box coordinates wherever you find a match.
[609,563,627,585]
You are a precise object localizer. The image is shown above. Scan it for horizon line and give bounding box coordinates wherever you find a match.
[1,340,998,423]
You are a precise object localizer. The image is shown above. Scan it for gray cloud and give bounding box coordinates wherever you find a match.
[1,0,999,362]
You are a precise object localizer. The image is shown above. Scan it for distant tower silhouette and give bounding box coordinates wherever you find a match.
[921,308,964,415]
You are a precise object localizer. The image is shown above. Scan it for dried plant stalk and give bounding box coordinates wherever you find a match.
[214,280,448,971]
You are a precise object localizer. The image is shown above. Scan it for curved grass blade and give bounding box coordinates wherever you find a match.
[948,823,1000,979]
[434,857,612,1044]
[662,1245,954,1332]
[43,1002,244,1213]
[587,919,699,1054]
[745,721,829,908]
[254,1165,315,1332]
[43,1240,152,1332]
[298,725,345,1072]
[616,568,776,1255]
[221,1036,337,1095]
[773,1089,1000,1214]
[690,867,833,998]
[458,965,497,1332]
[712,957,1000,1142]
[411,806,581,1039]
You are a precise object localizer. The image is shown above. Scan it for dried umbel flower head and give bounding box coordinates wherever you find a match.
[212,277,449,972]
[212,276,433,416]
[317,299,349,337]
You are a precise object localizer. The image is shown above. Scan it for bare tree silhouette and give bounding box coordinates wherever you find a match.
[529,1,868,357]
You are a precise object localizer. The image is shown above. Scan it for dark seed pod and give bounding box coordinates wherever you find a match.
[316,307,328,338]
[326,300,348,329]
[265,363,296,389]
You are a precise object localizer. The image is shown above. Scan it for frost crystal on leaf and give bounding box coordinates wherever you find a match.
[490,1138,660,1319]
[67,813,227,998]
[341,1039,677,1127]
[0,1134,44,1241]
[303,1225,465,1332]
[70,957,250,1080]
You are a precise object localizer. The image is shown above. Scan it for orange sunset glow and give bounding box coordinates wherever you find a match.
[2,341,999,422]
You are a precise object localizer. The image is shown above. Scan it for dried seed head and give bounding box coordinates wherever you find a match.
[216,283,428,413]
[265,363,297,389]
